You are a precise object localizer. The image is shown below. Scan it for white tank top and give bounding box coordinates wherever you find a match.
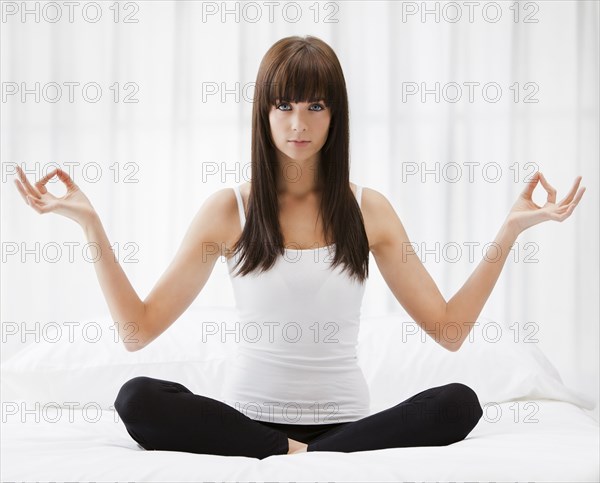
[221,183,370,424]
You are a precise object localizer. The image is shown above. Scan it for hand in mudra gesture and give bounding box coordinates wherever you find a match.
[506,171,586,235]
[14,166,97,226]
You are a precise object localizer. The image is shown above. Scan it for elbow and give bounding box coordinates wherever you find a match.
[438,329,463,352]
[121,337,142,352]
[445,342,460,352]
[118,324,147,352]
[124,341,141,352]
[441,305,463,352]
[125,304,153,352]
[124,331,150,352]
[439,339,457,352]
[444,337,463,352]
[432,334,461,352]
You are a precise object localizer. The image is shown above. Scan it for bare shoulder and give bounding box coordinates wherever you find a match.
[191,187,240,257]
[358,186,397,254]
[205,186,239,219]
[360,186,392,210]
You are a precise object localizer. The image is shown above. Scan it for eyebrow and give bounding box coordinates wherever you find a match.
[276,98,326,103]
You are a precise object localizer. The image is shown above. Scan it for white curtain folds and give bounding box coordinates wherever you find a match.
[2,1,598,417]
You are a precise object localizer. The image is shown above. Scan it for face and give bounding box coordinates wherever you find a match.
[268,99,332,164]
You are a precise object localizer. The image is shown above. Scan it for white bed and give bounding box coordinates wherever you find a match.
[2,306,598,482]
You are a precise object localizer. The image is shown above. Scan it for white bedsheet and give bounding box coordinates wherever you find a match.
[2,399,598,482]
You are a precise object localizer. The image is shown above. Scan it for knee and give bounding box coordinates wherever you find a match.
[439,382,483,434]
[448,382,483,415]
[114,376,159,422]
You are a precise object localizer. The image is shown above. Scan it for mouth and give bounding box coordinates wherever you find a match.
[288,140,310,144]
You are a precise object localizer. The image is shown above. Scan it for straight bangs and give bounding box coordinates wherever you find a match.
[265,50,340,111]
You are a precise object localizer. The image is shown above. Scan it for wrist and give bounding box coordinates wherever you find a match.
[502,217,521,241]
[80,211,100,232]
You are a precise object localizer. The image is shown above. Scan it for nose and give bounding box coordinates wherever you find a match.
[291,109,308,133]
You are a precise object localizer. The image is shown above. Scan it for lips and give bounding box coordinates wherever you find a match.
[288,140,310,143]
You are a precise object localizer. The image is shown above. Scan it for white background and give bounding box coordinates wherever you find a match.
[2,1,598,418]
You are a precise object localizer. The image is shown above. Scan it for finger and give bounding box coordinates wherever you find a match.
[558,176,582,206]
[537,172,557,204]
[563,187,586,212]
[561,204,576,220]
[14,179,31,205]
[15,166,42,199]
[55,168,78,190]
[35,168,60,195]
[553,188,585,220]
[29,195,55,214]
[549,204,574,221]
[26,195,44,214]
[573,186,586,204]
[521,171,541,200]
[553,204,569,213]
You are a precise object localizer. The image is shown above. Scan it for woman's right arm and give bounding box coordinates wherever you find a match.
[15,166,232,352]
[80,214,146,351]
[81,191,230,352]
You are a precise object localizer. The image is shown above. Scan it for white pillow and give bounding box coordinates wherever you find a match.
[356,311,595,413]
[0,306,238,410]
[1,305,594,414]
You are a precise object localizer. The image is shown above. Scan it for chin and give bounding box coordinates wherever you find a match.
[283,150,313,161]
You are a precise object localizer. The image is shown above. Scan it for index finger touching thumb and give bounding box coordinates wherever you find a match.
[56,168,78,189]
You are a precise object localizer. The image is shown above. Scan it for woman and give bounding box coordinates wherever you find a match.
[14,35,585,459]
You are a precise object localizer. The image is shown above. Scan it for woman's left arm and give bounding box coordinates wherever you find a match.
[445,171,585,349]
[369,171,585,352]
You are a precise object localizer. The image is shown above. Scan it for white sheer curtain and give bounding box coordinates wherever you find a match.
[2,1,598,417]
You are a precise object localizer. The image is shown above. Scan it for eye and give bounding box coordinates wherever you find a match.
[275,102,326,112]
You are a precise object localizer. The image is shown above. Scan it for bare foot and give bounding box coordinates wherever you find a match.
[290,444,308,454]
[287,438,308,455]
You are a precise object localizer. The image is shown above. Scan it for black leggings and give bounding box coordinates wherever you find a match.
[114,376,483,459]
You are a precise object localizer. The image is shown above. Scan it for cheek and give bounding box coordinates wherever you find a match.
[319,117,332,138]
[268,118,281,139]
[269,114,283,130]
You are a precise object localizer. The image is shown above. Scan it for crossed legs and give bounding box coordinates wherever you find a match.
[114,377,483,459]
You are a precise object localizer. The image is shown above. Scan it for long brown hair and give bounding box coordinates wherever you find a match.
[230,35,369,284]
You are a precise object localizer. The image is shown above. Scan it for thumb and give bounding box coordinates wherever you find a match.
[56,168,79,190]
[520,171,541,200]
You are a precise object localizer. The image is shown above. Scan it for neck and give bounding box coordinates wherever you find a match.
[275,154,324,198]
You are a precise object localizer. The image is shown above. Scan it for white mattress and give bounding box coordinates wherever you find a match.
[2,399,598,482]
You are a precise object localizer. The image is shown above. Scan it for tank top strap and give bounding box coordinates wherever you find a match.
[355,184,363,208]
[232,185,246,230]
